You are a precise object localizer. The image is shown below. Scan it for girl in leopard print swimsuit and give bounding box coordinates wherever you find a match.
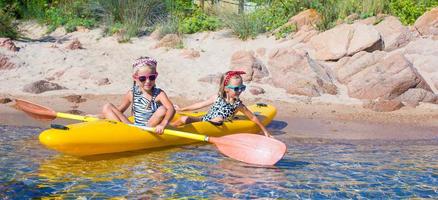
[172,71,272,137]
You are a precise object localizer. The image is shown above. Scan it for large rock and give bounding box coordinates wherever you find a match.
[154,34,183,49]
[375,16,412,51]
[309,23,382,61]
[335,51,386,83]
[23,80,66,94]
[288,25,319,43]
[66,39,83,50]
[340,52,431,100]
[403,39,438,93]
[0,38,19,51]
[348,23,383,54]
[268,48,337,96]
[396,88,437,105]
[256,48,266,57]
[0,55,15,70]
[286,9,321,30]
[273,9,321,36]
[363,99,403,112]
[229,50,269,82]
[414,7,438,37]
[288,9,322,30]
[150,28,162,40]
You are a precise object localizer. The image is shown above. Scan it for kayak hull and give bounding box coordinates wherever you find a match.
[39,104,277,156]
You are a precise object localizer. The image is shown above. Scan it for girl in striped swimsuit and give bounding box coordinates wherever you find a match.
[101,57,175,134]
[172,71,272,137]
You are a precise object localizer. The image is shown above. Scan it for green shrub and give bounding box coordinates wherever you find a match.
[97,0,166,40]
[64,18,96,32]
[0,8,20,39]
[19,0,49,20]
[250,1,309,32]
[165,0,195,18]
[2,0,438,40]
[389,0,438,25]
[312,0,387,30]
[219,11,265,40]
[157,16,181,37]
[179,10,221,34]
[389,0,423,24]
[249,6,288,33]
[44,6,67,32]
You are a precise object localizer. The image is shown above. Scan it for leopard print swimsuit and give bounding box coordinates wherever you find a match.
[202,96,242,122]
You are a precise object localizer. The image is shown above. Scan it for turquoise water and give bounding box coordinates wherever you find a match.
[1,125,437,199]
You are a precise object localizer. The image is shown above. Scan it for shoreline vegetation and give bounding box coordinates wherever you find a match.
[1,0,437,40]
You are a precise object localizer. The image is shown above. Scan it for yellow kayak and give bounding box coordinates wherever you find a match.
[39,103,277,156]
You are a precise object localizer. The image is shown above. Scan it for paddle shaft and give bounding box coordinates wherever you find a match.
[56,112,208,142]
[134,125,208,142]
[57,112,100,122]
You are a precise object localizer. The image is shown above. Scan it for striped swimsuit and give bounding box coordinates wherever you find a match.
[131,85,161,126]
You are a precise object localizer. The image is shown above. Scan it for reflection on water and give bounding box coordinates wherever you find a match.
[1,125,437,199]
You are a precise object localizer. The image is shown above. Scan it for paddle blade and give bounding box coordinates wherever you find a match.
[209,133,287,166]
[13,99,57,121]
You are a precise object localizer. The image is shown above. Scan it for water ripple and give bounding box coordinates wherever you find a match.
[1,125,437,199]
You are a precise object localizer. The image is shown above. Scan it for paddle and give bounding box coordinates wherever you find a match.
[12,99,287,165]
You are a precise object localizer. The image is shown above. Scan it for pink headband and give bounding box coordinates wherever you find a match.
[223,71,246,86]
[132,57,157,69]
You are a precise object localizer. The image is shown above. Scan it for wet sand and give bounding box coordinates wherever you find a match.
[1,94,438,140]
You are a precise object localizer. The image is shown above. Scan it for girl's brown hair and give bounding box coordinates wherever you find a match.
[218,71,244,98]
[218,74,226,98]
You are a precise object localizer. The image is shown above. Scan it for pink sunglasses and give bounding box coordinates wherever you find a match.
[135,73,158,82]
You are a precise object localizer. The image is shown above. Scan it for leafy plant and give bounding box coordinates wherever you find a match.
[389,0,438,25]
[97,0,166,40]
[179,10,221,34]
[0,7,20,38]
[219,11,265,40]
[19,0,49,20]
[157,16,181,37]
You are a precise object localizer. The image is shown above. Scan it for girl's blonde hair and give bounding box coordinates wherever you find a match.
[132,56,157,74]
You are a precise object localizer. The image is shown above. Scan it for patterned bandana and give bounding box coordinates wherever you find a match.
[223,71,246,86]
[132,57,157,69]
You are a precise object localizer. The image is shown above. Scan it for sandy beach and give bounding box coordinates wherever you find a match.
[2,93,438,141]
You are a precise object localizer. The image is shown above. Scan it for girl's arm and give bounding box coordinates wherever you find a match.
[92,91,132,118]
[155,91,175,134]
[117,91,133,113]
[178,95,216,111]
[238,104,273,137]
